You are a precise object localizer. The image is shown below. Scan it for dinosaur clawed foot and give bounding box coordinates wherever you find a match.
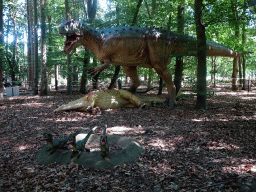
[88,67,101,76]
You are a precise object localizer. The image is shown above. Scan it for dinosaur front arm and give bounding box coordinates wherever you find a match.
[88,59,110,75]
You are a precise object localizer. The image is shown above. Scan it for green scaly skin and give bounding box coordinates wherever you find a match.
[68,128,94,158]
[42,132,68,154]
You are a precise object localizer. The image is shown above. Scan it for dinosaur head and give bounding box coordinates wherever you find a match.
[59,20,85,54]
[67,134,76,145]
[42,132,53,142]
[100,135,107,145]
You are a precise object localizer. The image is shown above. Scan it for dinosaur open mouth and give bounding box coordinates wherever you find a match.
[65,34,80,47]
[64,34,82,54]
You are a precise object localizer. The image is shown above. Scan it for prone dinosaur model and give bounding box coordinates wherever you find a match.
[100,125,109,158]
[67,127,95,158]
[42,132,68,154]
[54,89,143,112]
[59,20,241,106]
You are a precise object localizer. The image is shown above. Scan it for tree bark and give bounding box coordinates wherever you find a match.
[242,56,246,90]
[132,0,143,25]
[80,50,89,94]
[65,0,72,95]
[232,57,238,91]
[231,0,239,91]
[40,0,47,96]
[27,0,33,89]
[157,77,163,95]
[108,66,121,89]
[0,0,3,99]
[11,0,18,84]
[33,0,39,95]
[195,0,207,109]
[211,56,216,87]
[174,3,185,95]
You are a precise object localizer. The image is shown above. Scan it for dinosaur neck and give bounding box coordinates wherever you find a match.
[81,26,103,56]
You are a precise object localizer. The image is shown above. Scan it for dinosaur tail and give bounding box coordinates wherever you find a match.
[173,33,242,58]
[205,41,242,57]
[54,97,87,112]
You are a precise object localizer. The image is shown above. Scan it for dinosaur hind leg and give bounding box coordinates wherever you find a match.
[122,66,140,93]
[154,67,177,106]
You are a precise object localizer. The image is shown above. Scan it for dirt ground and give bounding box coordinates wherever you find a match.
[1,89,256,191]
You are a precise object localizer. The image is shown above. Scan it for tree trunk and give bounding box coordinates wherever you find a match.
[242,56,246,90]
[132,0,143,25]
[108,66,121,89]
[231,0,239,91]
[33,0,39,95]
[65,0,72,95]
[55,65,58,90]
[238,57,242,87]
[195,0,207,109]
[157,77,163,95]
[80,50,89,94]
[232,57,238,91]
[174,3,185,95]
[211,56,216,87]
[40,0,47,96]
[147,68,153,89]
[11,0,18,84]
[27,0,33,89]
[0,0,3,99]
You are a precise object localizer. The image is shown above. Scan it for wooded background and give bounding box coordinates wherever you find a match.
[0,0,255,104]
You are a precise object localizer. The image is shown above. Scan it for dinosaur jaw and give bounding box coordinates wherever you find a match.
[63,34,83,54]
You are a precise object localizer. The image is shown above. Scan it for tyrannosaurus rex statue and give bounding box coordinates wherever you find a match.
[59,20,241,106]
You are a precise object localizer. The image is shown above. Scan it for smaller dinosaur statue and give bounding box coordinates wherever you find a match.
[54,89,144,112]
[100,125,109,158]
[42,132,68,154]
[68,127,96,158]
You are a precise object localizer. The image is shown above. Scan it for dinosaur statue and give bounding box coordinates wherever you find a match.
[68,127,95,158]
[54,89,144,112]
[100,125,109,158]
[42,132,69,154]
[59,20,242,106]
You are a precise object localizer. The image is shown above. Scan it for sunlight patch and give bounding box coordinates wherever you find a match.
[223,164,256,174]
[149,138,175,151]
[107,126,136,135]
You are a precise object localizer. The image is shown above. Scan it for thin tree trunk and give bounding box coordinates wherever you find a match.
[157,77,163,95]
[11,0,18,84]
[65,0,72,95]
[238,57,242,87]
[40,0,47,96]
[27,0,32,89]
[195,0,207,109]
[232,57,238,91]
[80,50,89,94]
[132,0,143,25]
[211,56,216,87]
[242,56,246,90]
[0,0,3,99]
[174,3,185,95]
[231,0,239,91]
[33,0,39,95]
[55,65,58,90]
[108,66,120,89]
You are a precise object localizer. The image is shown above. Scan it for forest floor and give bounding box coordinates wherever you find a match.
[1,88,256,191]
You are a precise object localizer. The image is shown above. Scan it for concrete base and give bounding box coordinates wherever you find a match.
[36,134,144,169]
